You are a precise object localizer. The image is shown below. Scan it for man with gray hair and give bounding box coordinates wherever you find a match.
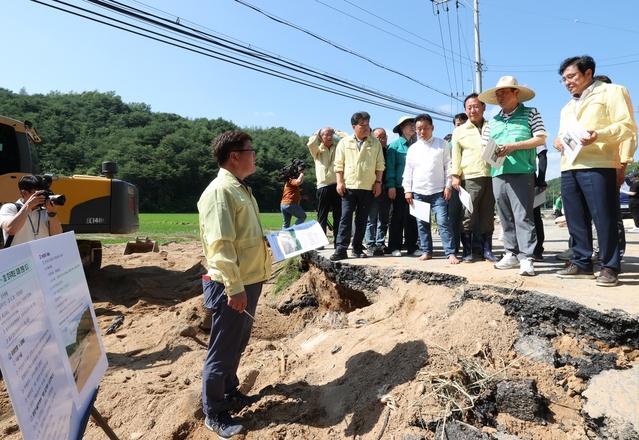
[307,126,348,238]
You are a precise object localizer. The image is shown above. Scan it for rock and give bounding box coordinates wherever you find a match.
[514,335,558,366]
[178,324,198,338]
[434,420,490,439]
[237,368,260,395]
[492,433,521,439]
[495,378,545,422]
[582,365,639,439]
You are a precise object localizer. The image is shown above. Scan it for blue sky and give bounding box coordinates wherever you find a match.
[5,0,639,180]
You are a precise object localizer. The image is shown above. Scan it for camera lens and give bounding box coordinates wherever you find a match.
[49,195,66,206]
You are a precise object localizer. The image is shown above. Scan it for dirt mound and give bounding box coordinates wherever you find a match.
[0,241,636,439]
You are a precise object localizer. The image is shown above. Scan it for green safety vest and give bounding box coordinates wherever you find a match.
[490,105,537,176]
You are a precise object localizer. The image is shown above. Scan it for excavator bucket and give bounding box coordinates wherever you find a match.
[123,236,159,255]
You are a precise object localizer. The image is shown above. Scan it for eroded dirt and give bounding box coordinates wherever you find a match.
[0,239,637,439]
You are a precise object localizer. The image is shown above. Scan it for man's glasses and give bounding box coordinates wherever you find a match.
[559,72,580,84]
[233,148,256,154]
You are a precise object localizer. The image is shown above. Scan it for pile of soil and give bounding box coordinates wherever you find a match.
[0,240,636,439]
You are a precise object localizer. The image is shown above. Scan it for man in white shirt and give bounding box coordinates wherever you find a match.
[402,113,459,264]
[1,175,62,248]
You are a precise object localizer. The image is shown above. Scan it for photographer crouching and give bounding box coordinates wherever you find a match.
[1,175,64,248]
[279,158,308,229]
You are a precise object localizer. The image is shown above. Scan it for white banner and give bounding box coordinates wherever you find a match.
[0,232,107,440]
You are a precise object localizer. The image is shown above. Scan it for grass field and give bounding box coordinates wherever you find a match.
[77,212,319,245]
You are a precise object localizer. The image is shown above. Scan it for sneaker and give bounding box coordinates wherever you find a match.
[555,248,573,261]
[391,250,402,257]
[365,246,376,257]
[205,411,244,439]
[412,250,423,257]
[556,263,595,279]
[330,250,348,261]
[596,267,618,287]
[352,250,367,258]
[494,253,519,270]
[532,254,544,262]
[372,246,385,256]
[228,390,261,413]
[519,258,535,276]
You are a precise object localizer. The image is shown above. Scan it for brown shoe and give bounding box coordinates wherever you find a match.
[556,263,595,279]
[596,267,618,287]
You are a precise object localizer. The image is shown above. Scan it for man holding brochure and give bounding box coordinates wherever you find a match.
[451,93,497,263]
[553,55,637,287]
[478,76,547,276]
[403,113,459,264]
[197,130,271,438]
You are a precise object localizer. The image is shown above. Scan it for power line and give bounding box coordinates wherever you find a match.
[314,0,473,68]
[235,0,457,101]
[33,0,454,120]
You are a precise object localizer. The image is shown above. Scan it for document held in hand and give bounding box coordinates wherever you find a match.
[409,199,431,222]
[482,137,506,170]
[266,220,329,262]
[560,120,589,164]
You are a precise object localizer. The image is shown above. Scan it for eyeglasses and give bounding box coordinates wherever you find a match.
[495,89,515,99]
[233,148,256,154]
[560,72,580,84]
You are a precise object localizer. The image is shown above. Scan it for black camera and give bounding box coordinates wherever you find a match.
[35,175,66,206]
[277,158,306,182]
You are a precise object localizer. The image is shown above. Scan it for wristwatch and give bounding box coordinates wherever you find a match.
[47,212,58,217]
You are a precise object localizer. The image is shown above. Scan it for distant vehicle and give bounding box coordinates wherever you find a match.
[0,115,140,268]
[620,191,631,219]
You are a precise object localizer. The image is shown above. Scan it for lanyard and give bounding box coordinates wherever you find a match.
[27,209,42,239]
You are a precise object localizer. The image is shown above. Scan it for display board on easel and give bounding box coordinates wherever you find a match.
[0,232,108,440]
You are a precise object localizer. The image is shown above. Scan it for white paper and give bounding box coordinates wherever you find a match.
[458,187,473,214]
[560,120,589,164]
[533,189,547,208]
[409,199,431,222]
[0,232,108,440]
[266,220,329,262]
[482,137,506,170]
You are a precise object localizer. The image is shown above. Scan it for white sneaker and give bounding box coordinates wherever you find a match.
[391,250,402,257]
[494,253,519,270]
[413,250,423,257]
[519,258,535,276]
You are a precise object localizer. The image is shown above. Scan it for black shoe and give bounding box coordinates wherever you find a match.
[330,250,348,261]
[205,411,243,439]
[352,250,367,258]
[382,246,392,255]
[372,246,385,256]
[533,254,544,262]
[228,390,261,413]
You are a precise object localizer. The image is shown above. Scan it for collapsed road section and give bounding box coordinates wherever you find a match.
[295,250,639,440]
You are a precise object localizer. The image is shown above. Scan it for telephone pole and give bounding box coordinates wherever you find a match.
[473,0,482,92]
[431,0,483,92]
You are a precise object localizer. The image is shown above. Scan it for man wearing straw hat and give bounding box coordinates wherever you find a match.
[478,76,547,276]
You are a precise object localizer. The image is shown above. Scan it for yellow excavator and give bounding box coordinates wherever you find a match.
[0,115,141,269]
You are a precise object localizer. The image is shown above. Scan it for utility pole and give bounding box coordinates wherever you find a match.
[473,0,482,92]
[431,0,483,93]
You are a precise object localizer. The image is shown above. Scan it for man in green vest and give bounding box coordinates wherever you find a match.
[478,76,547,276]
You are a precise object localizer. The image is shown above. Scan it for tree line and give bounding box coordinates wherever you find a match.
[1,88,579,213]
[0,88,315,212]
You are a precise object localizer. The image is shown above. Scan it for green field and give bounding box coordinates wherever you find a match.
[77,212,318,245]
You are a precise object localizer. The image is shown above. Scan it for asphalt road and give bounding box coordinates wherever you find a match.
[317,217,639,316]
